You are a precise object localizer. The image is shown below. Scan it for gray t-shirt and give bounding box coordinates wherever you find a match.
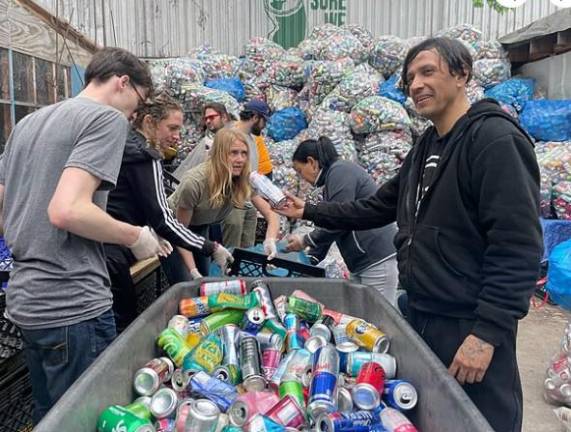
[0,97,128,329]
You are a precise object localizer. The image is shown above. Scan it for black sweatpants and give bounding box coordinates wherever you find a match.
[105,245,137,334]
[408,308,522,432]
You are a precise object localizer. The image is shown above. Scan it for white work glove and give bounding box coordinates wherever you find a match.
[190,268,203,279]
[128,226,163,260]
[212,243,234,274]
[263,238,278,260]
[156,236,173,258]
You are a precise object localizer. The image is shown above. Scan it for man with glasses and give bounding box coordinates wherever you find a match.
[173,102,232,180]
[0,47,168,423]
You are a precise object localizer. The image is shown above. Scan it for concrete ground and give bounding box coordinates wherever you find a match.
[519,301,570,432]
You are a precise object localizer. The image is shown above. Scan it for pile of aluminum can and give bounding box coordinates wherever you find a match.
[545,321,571,406]
[96,279,419,432]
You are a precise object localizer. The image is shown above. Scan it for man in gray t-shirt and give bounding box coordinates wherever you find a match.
[0,48,167,424]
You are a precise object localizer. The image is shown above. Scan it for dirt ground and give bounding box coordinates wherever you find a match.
[519,301,570,432]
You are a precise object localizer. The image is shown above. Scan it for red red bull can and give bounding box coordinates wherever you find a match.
[383,380,418,411]
[199,279,247,296]
[264,395,306,428]
[352,361,385,410]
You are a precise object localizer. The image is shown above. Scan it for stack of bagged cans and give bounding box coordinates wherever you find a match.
[96,279,419,432]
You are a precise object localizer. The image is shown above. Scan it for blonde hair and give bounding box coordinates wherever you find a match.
[206,128,251,208]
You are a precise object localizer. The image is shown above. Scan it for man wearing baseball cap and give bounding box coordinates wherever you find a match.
[224,99,274,249]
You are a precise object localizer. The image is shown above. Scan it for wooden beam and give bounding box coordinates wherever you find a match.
[529,34,557,62]
[555,29,571,55]
[507,42,531,64]
[15,0,99,54]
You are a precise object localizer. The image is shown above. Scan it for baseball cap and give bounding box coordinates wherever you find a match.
[243,99,271,119]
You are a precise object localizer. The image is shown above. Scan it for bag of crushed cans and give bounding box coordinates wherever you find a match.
[485,78,535,112]
[369,36,407,79]
[520,100,571,142]
[473,58,511,89]
[554,182,571,220]
[321,65,382,113]
[96,280,420,432]
[308,110,358,162]
[266,107,308,142]
[545,320,571,407]
[205,78,246,102]
[379,74,407,106]
[350,96,412,135]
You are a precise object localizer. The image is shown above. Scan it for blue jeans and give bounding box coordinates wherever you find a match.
[20,309,116,424]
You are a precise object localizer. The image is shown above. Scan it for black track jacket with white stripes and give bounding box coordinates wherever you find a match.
[106,129,215,265]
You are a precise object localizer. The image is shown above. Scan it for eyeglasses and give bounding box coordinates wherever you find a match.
[130,81,147,108]
[204,113,221,122]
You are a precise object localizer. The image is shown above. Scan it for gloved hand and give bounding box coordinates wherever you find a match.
[128,226,162,260]
[285,234,305,252]
[190,268,203,279]
[263,238,278,260]
[212,243,234,274]
[156,236,173,258]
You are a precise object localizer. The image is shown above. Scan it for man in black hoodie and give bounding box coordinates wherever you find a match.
[277,38,542,432]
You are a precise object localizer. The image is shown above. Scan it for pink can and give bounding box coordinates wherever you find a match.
[228,391,280,427]
[264,395,306,429]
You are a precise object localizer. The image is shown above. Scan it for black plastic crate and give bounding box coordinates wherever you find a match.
[0,292,24,360]
[135,268,169,315]
[0,352,33,432]
[229,248,325,278]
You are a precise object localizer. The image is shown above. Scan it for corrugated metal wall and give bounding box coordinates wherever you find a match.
[34,0,560,58]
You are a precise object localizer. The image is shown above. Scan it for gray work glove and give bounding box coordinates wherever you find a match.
[211,243,234,274]
[128,226,170,260]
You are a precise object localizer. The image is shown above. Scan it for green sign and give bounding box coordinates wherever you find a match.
[264,0,349,49]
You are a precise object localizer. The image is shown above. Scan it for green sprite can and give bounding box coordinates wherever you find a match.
[156,328,192,367]
[199,309,245,335]
[286,296,323,323]
[97,405,154,432]
[279,375,305,408]
[125,397,152,421]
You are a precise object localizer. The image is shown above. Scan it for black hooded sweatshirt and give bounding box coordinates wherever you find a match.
[106,129,215,267]
[303,99,543,347]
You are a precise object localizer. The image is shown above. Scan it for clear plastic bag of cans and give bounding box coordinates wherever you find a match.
[350,96,412,135]
[473,58,511,89]
[308,110,358,162]
[359,148,403,186]
[153,58,206,98]
[265,85,299,112]
[475,40,508,60]
[266,55,305,88]
[436,24,483,50]
[321,65,382,113]
[242,78,267,103]
[198,53,241,81]
[342,24,375,51]
[243,37,285,70]
[404,98,433,138]
[536,142,571,185]
[265,137,303,194]
[188,44,220,59]
[317,31,368,64]
[555,406,571,432]
[303,58,356,107]
[369,36,408,78]
[541,172,555,219]
[545,320,571,406]
[179,84,240,119]
[466,79,486,105]
[554,182,571,220]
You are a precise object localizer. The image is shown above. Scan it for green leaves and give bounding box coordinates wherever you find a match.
[472,0,508,13]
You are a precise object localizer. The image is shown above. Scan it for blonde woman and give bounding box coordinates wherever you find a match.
[105,93,233,331]
[165,128,280,281]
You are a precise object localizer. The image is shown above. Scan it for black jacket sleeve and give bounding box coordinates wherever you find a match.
[303,171,400,231]
[469,132,542,346]
[305,164,360,261]
[132,160,215,256]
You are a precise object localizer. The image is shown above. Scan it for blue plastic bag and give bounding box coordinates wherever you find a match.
[484,78,535,112]
[547,239,571,310]
[205,77,245,102]
[379,74,406,105]
[520,99,571,142]
[266,107,308,142]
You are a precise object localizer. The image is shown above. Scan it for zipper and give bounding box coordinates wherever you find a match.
[352,231,366,254]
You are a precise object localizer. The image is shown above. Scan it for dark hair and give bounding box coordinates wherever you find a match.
[132,92,182,130]
[292,136,339,170]
[84,47,153,91]
[400,37,473,96]
[239,110,257,121]
[203,102,229,118]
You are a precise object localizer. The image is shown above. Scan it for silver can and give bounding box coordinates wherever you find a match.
[337,386,354,412]
[249,172,287,208]
[134,357,175,396]
[240,336,267,391]
[273,295,288,323]
[185,398,220,432]
[251,280,277,320]
[168,315,189,338]
[150,387,179,419]
[171,368,192,393]
[310,320,332,342]
[218,324,240,368]
[256,330,284,351]
[332,326,359,353]
[242,307,266,335]
[304,335,328,354]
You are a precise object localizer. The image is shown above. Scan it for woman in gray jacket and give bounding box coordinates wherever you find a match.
[286,136,399,304]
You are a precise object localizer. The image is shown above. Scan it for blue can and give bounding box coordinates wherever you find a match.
[187,317,204,334]
[316,410,380,432]
[308,371,337,420]
[284,313,304,351]
[241,307,266,335]
[189,371,238,412]
[383,379,418,411]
